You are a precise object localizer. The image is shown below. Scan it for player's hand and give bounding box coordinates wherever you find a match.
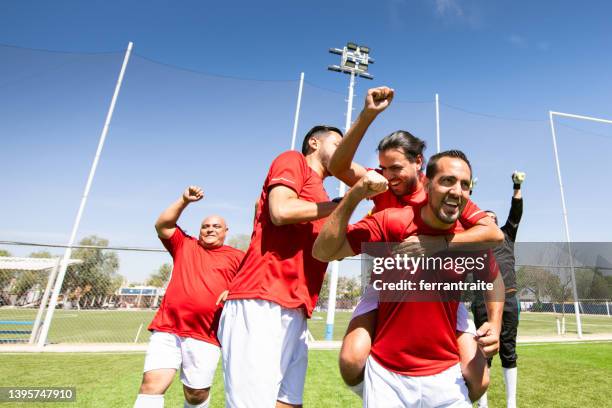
[364,87,394,116]
[182,186,204,203]
[355,170,388,199]
[512,171,526,185]
[469,178,478,192]
[392,235,447,257]
[215,290,229,306]
[475,321,500,358]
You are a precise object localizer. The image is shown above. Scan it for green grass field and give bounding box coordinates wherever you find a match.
[1,308,611,343]
[0,342,610,407]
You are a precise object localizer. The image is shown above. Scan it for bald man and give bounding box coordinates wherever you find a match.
[134,186,244,408]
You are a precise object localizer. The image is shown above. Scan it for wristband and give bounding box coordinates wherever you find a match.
[513,183,521,190]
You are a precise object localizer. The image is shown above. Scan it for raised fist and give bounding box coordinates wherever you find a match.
[364,86,394,115]
[512,171,526,185]
[183,185,204,203]
[357,170,388,199]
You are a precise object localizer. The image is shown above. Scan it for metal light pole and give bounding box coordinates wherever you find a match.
[435,93,441,153]
[325,42,374,341]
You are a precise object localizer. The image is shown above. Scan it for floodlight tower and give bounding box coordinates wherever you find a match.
[324,42,374,341]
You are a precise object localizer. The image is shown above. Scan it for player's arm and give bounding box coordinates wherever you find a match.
[328,87,395,186]
[476,273,505,357]
[448,215,504,249]
[268,185,338,226]
[394,216,503,257]
[155,186,203,239]
[505,171,525,241]
[313,171,388,262]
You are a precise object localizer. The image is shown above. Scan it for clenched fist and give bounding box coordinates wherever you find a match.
[364,86,394,116]
[356,170,388,199]
[182,185,204,203]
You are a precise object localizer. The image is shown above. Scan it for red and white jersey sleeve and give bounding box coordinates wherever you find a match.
[267,150,308,194]
[458,199,487,228]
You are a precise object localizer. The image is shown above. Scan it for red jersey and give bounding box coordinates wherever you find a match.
[370,171,486,228]
[346,203,499,376]
[227,151,330,316]
[149,227,244,346]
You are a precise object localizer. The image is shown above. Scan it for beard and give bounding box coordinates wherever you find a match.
[435,199,464,224]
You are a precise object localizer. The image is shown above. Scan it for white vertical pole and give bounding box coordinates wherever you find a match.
[561,315,566,334]
[435,93,441,153]
[548,111,583,338]
[325,71,356,341]
[29,258,62,344]
[290,72,305,151]
[134,323,143,343]
[606,301,610,317]
[37,42,134,347]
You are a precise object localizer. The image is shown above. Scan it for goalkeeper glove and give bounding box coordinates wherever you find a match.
[512,171,526,189]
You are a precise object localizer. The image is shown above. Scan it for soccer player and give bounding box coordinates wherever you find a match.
[313,150,504,407]
[328,87,504,400]
[472,171,525,408]
[218,126,344,408]
[134,186,244,408]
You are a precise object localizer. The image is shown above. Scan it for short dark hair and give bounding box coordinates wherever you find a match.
[377,130,426,163]
[426,150,472,179]
[301,125,343,155]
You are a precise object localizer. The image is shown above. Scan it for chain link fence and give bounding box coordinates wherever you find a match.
[1,241,611,344]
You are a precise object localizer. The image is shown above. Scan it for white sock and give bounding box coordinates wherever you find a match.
[184,396,210,407]
[503,367,518,408]
[134,394,164,408]
[477,392,488,408]
[348,381,364,399]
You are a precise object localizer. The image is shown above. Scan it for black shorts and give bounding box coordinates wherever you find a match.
[471,293,520,369]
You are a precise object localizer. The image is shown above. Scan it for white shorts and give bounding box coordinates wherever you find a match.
[143,331,220,389]
[364,356,471,408]
[219,299,308,407]
[352,284,477,336]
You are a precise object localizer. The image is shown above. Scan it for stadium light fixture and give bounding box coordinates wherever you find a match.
[327,41,375,80]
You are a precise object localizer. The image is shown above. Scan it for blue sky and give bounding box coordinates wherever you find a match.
[1,1,611,282]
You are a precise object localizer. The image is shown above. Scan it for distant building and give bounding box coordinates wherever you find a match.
[117,286,165,308]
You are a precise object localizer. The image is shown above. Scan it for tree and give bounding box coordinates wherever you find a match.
[29,251,53,259]
[0,249,14,292]
[11,251,54,303]
[318,273,330,306]
[316,273,361,309]
[517,266,558,303]
[576,268,611,300]
[0,250,50,303]
[63,236,123,299]
[227,234,251,251]
[147,263,172,287]
[338,276,361,298]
